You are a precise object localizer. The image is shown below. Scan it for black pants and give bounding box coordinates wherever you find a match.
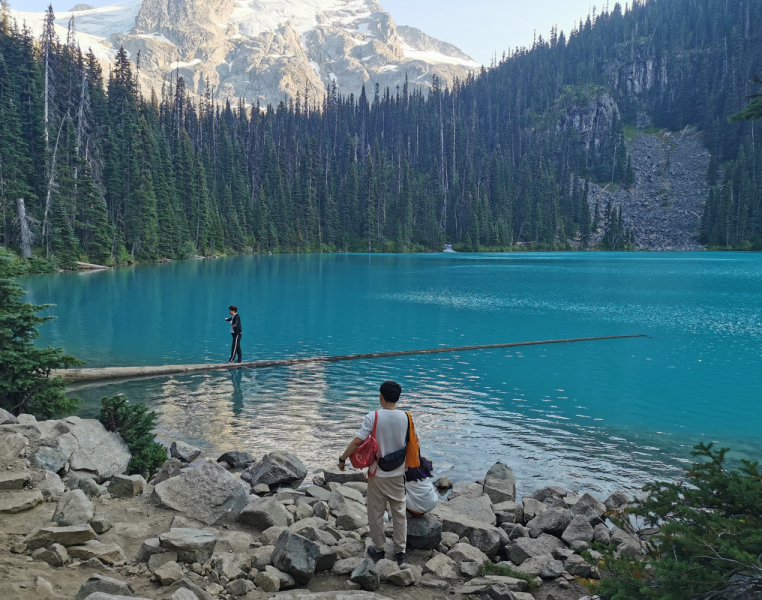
[230,333,242,362]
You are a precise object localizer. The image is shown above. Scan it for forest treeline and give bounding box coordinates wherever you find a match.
[0,0,760,265]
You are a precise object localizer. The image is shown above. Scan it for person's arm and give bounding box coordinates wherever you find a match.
[338,437,364,471]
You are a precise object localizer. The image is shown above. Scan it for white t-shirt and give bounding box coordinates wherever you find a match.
[406,479,439,514]
[357,409,408,478]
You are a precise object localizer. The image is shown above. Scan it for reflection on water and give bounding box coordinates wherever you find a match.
[26,251,762,496]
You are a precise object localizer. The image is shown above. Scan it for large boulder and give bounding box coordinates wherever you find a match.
[109,474,145,498]
[423,553,460,579]
[562,515,595,545]
[36,470,65,498]
[217,451,256,469]
[484,462,516,504]
[0,489,43,513]
[242,452,307,490]
[68,540,127,565]
[525,508,572,537]
[350,558,380,591]
[521,498,546,521]
[74,574,135,600]
[64,416,131,480]
[30,446,68,472]
[430,503,502,556]
[153,458,183,485]
[151,461,248,525]
[53,489,94,526]
[239,497,292,529]
[0,471,30,490]
[328,491,368,530]
[494,501,523,525]
[0,431,28,461]
[170,441,201,464]
[0,408,19,425]
[448,480,484,500]
[271,530,321,584]
[604,491,631,511]
[322,467,366,484]
[163,579,214,600]
[25,525,96,550]
[446,494,496,525]
[446,542,489,565]
[406,514,442,549]
[159,529,217,564]
[507,534,565,565]
[529,486,568,502]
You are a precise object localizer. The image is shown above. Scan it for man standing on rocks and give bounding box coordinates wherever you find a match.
[338,380,409,565]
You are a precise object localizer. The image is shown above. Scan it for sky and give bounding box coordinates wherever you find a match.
[16,0,600,66]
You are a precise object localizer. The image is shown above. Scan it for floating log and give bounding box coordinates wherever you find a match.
[54,334,647,385]
[76,261,109,270]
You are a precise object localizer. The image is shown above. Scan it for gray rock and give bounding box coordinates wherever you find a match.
[31,446,68,472]
[0,407,19,424]
[151,461,248,525]
[564,554,592,577]
[170,441,201,463]
[434,476,453,489]
[388,567,417,586]
[271,529,321,584]
[561,515,594,544]
[604,491,631,511]
[265,565,297,589]
[35,470,65,498]
[430,502,502,556]
[225,578,255,597]
[168,590,201,600]
[212,553,248,580]
[460,561,482,577]
[315,545,339,572]
[68,540,127,565]
[406,513,443,549]
[447,542,489,565]
[494,501,524,525]
[447,494,496,525]
[484,462,516,503]
[255,570,280,592]
[350,558,380,591]
[240,496,292,529]
[486,581,519,600]
[507,534,565,565]
[241,451,307,490]
[305,485,332,501]
[159,529,217,564]
[64,416,131,480]
[109,474,145,498]
[216,451,256,469]
[521,497,547,521]
[423,553,460,579]
[91,512,112,534]
[261,525,288,546]
[295,503,315,521]
[593,523,611,545]
[25,525,96,550]
[330,491,368,530]
[154,560,185,585]
[539,559,564,579]
[0,431,28,461]
[163,578,214,600]
[0,423,41,439]
[153,458,183,485]
[571,493,607,520]
[513,553,554,577]
[74,475,108,498]
[53,489,94,526]
[551,547,575,561]
[322,467,366,484]
[610,527,643,556]
[441,531,461,548]
[148,551,178,571]
[313,501,330,520]
[136,537,166,563]
[250,545,275,569]
[526,508,572,537]
[529,486,568,503]
[332,557,365,575]
[82,595,147,600]
[0,488,44,513]
[570,540,591,552]
[544,496,568,509]
[74,574,135,600]
[448,480,484,500]
[0,470,30,490]
[31,543,69,567]
[374,558,399,581]
[500,523,529,541]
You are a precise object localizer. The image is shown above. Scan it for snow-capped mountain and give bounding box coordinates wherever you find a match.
[10,0,480,106]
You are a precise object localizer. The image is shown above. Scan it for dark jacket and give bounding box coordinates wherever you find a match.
[226,313,242,335]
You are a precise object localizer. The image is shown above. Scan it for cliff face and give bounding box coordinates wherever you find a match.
[29,0,479,108]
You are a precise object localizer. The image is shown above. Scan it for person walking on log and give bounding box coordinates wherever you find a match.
[338,380,412,565]
[225,305,242,363]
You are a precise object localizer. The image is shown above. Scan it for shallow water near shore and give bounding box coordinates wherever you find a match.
[22,252,762,497]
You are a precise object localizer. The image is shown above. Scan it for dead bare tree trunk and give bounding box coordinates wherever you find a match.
[15,198,34,258]
[42,116,67,254]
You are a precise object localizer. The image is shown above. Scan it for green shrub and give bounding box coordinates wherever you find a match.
[598,443,762,599]
[478,560,539,590]
[98,395,168,477]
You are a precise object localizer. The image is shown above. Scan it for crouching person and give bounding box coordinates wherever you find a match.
[405,456,439,515]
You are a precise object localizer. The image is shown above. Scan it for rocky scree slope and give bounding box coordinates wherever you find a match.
[11,0,479,108]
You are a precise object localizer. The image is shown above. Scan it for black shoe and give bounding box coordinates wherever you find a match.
[366,546,384,562]
[395,551,406,566]
[235,359,242,363]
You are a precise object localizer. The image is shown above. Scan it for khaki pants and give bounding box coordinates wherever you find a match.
[367,474,407,553]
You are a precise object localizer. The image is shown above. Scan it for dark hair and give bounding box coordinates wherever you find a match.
[380,380,402,403]
[229,305,237,312]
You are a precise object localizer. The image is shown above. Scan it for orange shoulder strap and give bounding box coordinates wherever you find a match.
[405,412,420,468]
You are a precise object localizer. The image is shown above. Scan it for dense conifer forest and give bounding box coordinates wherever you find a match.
[0,0,760,265]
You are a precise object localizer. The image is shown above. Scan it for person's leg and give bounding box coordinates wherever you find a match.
[366,476,387,552]
[229,334,237,362]
[381,476,408,555]
[235,334,242,362]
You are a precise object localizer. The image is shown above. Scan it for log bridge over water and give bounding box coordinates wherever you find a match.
[55,334,647,385]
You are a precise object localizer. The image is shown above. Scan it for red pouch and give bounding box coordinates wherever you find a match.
[350,411,379,477]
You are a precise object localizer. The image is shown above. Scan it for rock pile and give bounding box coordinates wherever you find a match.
[1,414,641,600]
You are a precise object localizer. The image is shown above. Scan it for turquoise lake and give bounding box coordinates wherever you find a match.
[21,252,762,497]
